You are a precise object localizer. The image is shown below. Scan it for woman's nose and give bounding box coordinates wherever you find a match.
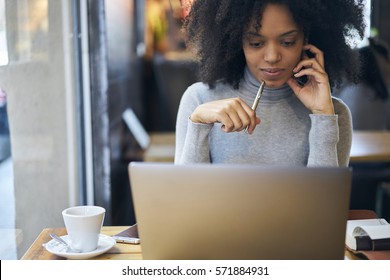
[264,44,281,63]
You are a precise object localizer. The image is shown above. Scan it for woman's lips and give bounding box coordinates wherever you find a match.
[261,68,285,78]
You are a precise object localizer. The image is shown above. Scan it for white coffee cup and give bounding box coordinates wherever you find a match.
[62,205,105,253]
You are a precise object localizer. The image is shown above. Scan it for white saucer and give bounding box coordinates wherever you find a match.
[44,234,116,259]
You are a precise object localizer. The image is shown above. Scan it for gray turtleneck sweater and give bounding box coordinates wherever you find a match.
[175,68,352,167]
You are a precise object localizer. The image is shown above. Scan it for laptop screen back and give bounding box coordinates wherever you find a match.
[129,162,351,260]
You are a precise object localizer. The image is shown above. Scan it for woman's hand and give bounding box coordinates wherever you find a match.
[190,97,261,134]
[287,44,335,115]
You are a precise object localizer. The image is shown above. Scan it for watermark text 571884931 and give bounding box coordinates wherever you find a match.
[122,265,269,277]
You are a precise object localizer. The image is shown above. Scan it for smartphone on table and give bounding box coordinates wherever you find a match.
[112,224,140,244]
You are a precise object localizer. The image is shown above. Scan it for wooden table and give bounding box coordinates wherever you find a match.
[124,132,176,163]
[143,132,175,162]
[349,131,390,217]
[22,226,363,260]
[350,131,390,163]
[21,226,142,260]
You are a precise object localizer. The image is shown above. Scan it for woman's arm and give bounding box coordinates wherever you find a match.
[174,84,213,164]
[307,98,352,167]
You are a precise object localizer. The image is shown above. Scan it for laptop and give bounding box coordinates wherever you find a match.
[128,162,352,260]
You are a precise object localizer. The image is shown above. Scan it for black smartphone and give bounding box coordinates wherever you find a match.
[295,75,308,87]
[294,47,311,87]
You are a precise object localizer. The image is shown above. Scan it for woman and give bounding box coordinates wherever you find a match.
[175,0,365,166]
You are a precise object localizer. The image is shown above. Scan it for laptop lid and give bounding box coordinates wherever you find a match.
[129,162,352,260]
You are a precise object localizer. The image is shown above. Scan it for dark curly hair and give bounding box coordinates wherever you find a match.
[184,0,366,89]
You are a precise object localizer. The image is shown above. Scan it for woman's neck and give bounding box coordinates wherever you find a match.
[240,67,293,102]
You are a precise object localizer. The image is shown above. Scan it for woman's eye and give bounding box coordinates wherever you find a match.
[281,41,296,47]
[249,41,264,48]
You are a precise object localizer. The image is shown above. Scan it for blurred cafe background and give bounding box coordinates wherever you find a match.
[0,0,389,259]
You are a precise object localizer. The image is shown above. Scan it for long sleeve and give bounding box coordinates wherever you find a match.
[175,120,213,163]
[307,114,339,166]
[175,83,214,164]
[307,98,352,167]
[335,98,353,167]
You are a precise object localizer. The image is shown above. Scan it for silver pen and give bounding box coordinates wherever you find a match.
[245,81,265,133]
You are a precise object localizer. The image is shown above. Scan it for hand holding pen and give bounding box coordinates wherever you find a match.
[189,82,264,133]
[245,81,265,133]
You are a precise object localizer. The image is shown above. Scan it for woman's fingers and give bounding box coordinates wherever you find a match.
[218,98,257,132]
[294,58,325,75]
[294,66,328,84]
[191,98,260,133]
[293,44,325,77]
[303,44,325,67]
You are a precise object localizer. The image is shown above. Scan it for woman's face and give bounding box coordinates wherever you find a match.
[243,4,305,88]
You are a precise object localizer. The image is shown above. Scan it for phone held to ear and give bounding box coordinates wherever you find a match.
[112,224,140,244]
[295,75,308,87]
[294,47,311,87]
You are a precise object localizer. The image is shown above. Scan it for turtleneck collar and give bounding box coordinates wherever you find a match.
[239,66,293,103]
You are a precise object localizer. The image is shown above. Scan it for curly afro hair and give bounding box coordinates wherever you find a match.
[184,0,366,89]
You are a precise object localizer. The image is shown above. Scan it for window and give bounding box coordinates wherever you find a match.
[0,0,8,65]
